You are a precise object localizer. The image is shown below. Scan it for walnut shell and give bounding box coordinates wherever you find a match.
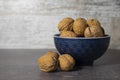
[84,26,104,37]
[38,51,59,72]
[87,19,101,27]
[58,54,75,71]
[45,51,59,59]
[58,17,74,32]
[73,18,87,36]
[60,31,77,38]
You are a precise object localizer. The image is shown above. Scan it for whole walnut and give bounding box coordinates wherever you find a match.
[87,19,101,27]
[60,31,77,38]
[73,18,87,36]
[58,17,74,32]
[58,54,75,71]
[84,26,104,37]
[38,51,59,72]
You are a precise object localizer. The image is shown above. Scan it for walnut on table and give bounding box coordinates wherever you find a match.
[58,54,75,71]
[38,51,59,72]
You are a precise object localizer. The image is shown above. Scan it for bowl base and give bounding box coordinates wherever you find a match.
[76,61,94,66]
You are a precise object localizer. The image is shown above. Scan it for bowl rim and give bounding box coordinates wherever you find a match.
[54,34,110,39]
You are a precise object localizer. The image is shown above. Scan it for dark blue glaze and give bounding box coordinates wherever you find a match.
[54,34,110,66]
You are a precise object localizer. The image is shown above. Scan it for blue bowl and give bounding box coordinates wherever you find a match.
[54,34,110,66]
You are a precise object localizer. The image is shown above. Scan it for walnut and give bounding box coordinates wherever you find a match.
[58,54,75,71]
[45,51,59,59]
[58,17,74,32]
[38,51,59,72]
[84,26,104,37]
[60,31,77,38]
[87,19,101,27]
[73,18,87,36]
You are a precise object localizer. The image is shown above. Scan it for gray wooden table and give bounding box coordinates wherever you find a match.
[0,49,120,80]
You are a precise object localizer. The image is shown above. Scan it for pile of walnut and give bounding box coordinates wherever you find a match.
[58,17,105,38]
[38,17,105,73]
[38,51,75,72]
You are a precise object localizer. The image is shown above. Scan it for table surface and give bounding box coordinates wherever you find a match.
[0,49,120,80]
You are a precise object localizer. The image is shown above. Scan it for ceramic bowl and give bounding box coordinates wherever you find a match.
[54,34,110,65]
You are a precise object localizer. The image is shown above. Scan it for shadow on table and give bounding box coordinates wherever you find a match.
[95,49,120,66]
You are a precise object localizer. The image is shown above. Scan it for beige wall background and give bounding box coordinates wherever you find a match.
[0,0,120,49]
